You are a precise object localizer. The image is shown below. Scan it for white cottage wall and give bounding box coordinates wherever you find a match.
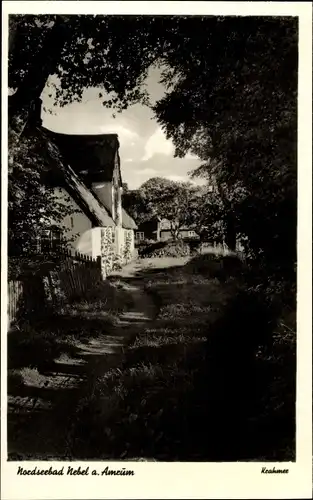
[52,187,94,256]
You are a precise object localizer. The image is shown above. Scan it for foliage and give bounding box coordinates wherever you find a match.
[125,177,237,245]
[8,14,163,128]
[8,129,74,255]
[139,177,200,239]
[153,16,298,273]
[138,240,190,259]
[122,188,153,226]
[186,185,225,243]
[123,177,203,237]
[9,15,228,113]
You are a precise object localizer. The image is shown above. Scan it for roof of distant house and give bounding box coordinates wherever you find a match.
[167,226,199,232]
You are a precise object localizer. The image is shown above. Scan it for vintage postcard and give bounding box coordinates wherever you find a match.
[1,1,312,499]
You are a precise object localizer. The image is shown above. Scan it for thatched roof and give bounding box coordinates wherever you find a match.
[37,126,136,230]
[42,128,122,185]
[122,208,137,230]
[39,127,115,227]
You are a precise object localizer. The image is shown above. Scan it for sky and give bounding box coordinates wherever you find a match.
[41,66,203,190]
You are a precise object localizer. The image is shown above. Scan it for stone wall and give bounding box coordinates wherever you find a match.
[100,227,136,278]
[123,229,134,264]
[100,227,114,279]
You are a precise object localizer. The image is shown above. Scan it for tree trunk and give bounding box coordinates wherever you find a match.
[9,17,68,138]
[216,184,237,252]
[225,212,237,252]
[8,17,19,54]
[8,18,69,176]
[171,227,180,241]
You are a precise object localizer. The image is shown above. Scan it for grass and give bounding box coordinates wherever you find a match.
[9,278,133,354]
[8,254,296,462]
[7,278,138,460]
[69,260,236,460]
[69,255,296,462]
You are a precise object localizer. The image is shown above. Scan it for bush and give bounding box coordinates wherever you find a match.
[139,240,191,258]
[182,238,202,255]
[187,253,243,281]
[135,238,156,248]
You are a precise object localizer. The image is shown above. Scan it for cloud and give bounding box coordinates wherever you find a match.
[142,127,174,161]
[99,124,139,142]
[165,174,188,183]
[121,152,203,189]
[136,168,158,176]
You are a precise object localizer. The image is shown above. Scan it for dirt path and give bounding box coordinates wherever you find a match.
[7,260,159,460]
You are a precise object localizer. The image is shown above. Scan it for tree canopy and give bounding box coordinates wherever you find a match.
[154,16,298,270]
[123,177,224,242]
[141,177,200,239]
[8,128,74,255]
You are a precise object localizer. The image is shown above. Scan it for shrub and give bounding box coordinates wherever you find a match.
[139,240,191,259]
[135,238,156,248]
[137,241,166,257]
[183,238,202,255]
[187,253,225,278]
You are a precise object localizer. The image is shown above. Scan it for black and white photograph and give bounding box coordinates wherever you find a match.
[2,3,312,496]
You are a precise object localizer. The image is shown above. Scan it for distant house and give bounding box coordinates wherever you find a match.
[158,219,200,241]
[135,217,199,243]
[36,125,137,274]
[135,216,161,243]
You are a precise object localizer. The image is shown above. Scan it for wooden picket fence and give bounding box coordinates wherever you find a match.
[7,250,102,327]
[46,253,102,304]
[57,248,99,264]
[7,280,24,327]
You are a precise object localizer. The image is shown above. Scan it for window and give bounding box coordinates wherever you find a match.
[40,230,51,253]
[189,230,196,237]
[51,230,62,251]
[135,232,145,241]
[70,217,74,229]
[112,230,116,243]
[160,220,171,230]
[40,229,63,252]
